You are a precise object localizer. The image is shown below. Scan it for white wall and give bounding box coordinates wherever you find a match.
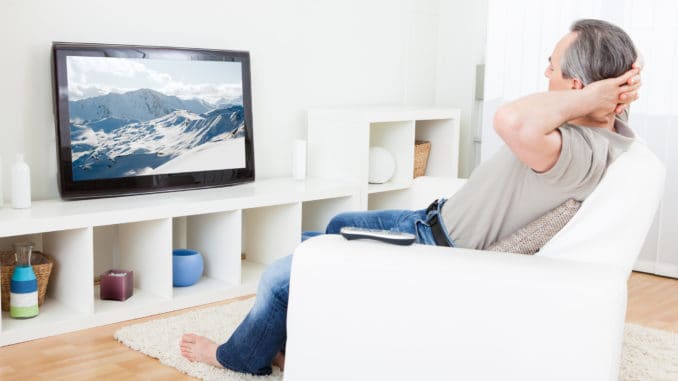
[434,0,488,177]
[0,0,441,201]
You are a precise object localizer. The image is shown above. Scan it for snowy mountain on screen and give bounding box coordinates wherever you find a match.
[214,95,243,109]
[68,88,245,181]
[69,88,215,123]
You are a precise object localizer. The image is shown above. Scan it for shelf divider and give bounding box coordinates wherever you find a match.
[244,203,301,265]
[119,219,173,300]
[186,210,242,286]
[42,227,94,315]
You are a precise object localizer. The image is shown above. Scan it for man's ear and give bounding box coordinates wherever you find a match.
[572,78,584,90]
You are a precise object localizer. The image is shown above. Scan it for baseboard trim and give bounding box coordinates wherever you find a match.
[633,259,678,279]
[633,259,656,274]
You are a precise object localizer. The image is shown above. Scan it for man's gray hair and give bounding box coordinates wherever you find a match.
[561,19,637,85]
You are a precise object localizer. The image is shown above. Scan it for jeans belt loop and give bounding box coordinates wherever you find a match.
[426,199,439,214]
[427,200,451,247]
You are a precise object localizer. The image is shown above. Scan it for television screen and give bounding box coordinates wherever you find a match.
[52,43,255,199]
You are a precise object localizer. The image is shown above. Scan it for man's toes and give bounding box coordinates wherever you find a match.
[181,349,195,361]
[181,333,197,343]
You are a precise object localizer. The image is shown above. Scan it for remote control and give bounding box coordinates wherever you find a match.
[339,226,416,246]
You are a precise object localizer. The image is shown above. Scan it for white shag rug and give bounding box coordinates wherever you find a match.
[115,298,281,381]
[115,298,678,381]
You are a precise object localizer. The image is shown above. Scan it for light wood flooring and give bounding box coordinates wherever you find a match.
[1,272,677,381]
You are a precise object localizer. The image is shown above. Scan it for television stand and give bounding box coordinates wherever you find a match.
[0,177,358,346]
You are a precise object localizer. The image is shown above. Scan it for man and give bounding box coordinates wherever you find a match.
[179,19,641,375]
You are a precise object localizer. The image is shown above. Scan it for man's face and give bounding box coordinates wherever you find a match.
[545,32,579,91]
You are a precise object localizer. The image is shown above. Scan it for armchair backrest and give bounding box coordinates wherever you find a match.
[539,140,665,273]
[408,141,665,273]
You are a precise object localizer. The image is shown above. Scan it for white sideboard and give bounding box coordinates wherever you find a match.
[0,178,358,346]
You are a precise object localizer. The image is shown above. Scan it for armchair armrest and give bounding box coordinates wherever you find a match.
[285,235,627,381]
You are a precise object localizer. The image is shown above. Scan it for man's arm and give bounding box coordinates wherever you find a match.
[493,90,596,172]
[493,69,639,172]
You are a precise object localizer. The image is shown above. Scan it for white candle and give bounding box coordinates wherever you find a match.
[11,153,31,209]
[293,139,307,180]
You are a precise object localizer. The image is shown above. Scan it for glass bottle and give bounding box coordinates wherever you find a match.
[10,242,39,318]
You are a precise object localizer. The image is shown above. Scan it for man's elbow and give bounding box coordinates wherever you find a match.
[493,106,521,139]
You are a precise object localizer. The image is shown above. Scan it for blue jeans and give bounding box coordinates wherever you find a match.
[216,202,453,374]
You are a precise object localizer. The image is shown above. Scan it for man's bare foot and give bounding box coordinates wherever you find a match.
[180,333,223,368]
[272,351,285,371]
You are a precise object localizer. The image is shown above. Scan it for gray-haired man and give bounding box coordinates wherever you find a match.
[440,19,641,250]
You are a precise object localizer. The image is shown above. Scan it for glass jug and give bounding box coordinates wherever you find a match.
[10,242,39,318]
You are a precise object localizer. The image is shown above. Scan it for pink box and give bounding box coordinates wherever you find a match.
[100,270,134,301]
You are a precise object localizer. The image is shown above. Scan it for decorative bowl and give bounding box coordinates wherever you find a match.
[172,249,204,287]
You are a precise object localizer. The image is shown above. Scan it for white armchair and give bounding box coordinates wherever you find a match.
[284,141,665,381]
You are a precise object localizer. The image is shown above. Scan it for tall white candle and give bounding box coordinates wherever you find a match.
[293,139,307,180]
[11,153,31,209]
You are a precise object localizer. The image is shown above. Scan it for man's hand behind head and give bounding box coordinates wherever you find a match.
[615,61,643,114]
[584,67,640,124]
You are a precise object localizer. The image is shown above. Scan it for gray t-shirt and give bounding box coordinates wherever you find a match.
[440,118,635,250]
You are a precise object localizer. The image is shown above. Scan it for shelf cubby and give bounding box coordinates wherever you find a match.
[415,118,460,177]
[302,196,360,232]
[367,189,412,211]
[172,210,243,304]
[243,203,302,265]
[369,120,416,189]
[93,219,172,315]
[1,227,93,344]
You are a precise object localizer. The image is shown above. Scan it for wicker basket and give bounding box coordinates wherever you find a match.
[414,140,431,178]
[1,250,54,311]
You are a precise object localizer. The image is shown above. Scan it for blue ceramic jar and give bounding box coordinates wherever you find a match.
[172,249,204,287]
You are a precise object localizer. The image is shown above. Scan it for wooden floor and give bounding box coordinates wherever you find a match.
[626,271,678,332]
[1,272,677,380]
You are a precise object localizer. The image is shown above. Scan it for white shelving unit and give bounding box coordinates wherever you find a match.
[307,106,461,210]
[0,177,358,346]
[0,106,459,346]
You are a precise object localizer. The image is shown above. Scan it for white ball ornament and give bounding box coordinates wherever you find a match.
[368,146,396,184]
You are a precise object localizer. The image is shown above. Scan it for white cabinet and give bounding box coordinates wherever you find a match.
[0,106,460,346]
[0,178,358,345]
[307,107,461,210]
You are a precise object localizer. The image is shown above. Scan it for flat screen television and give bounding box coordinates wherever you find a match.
[52,42,255,200]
